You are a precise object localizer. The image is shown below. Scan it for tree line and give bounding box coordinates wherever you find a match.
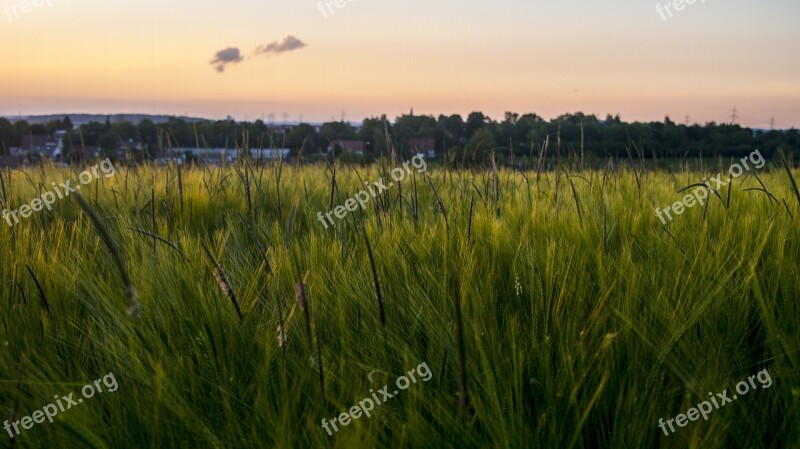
[0,112,797,164]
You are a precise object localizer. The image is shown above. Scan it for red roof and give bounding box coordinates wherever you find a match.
[408,138,435,150]
[332,140,365,153]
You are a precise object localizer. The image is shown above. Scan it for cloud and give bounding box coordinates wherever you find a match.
[254,35,307,56]
[210,47,244,73]
[209,36,305,73]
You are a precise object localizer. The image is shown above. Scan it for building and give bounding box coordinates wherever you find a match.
[68,145,101,161]
[408,138,436,158]
[190,148,234,165]
[329,140,365,155]
[0,155,25,168]
[251,148,291,160]
[156,150,186,166]
[116,139,144,157]
[17,135,63,158]
[172,148,236,165]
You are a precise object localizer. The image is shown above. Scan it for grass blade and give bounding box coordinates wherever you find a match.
[74,192,140,319]
[201,240,243,323]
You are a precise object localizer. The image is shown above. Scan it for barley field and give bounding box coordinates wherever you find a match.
[0,156,798,449]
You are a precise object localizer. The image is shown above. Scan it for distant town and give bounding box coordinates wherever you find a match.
[0,111,796,168]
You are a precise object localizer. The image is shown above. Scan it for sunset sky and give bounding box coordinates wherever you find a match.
[0,0,798,127]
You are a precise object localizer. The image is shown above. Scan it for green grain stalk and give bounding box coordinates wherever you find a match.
[363,228,386,326]
[74,192,140,319]
[201,240,243,323]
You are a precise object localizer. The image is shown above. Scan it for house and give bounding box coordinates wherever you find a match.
[0,155,25,168]
[68,145,102,161]
[195,148,235,165]
[329,140,365,155]
[18,135,63,158]
[251,148,291,160]
[156,150,186,166]
[118,139,142,151]
[103,139,145,162]
[408,138,436,158]
[172,148,236,165]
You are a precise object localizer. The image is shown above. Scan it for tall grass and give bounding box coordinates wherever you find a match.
[0,156,798,448]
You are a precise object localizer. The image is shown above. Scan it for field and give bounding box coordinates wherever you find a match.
[0,155,798,448]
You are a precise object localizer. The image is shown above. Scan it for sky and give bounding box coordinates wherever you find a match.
[0,0,798,128]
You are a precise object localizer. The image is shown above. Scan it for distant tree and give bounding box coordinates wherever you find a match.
[44,119,63,135]
[12,121,30,143]
[320,121,357,142]
[360,116,390,155]
[61,130,76,158]
[249,120,269,148]
[162,118,192,147]
[466,127,497,162]
[497,112,520,153]
[465,112,488,138]
[393,114,436,157]
[603,120,629,158]
[0,118,14,154]
[98,131,118,151]
[30,124,47,135]
[437,114,465,149]
[515,113,546,155]
[286,123,319,154]
[393,114,436,138]
[137,119,158,150]
[112,121,137,141]
[79,122,110,146]
[661,121,687,157]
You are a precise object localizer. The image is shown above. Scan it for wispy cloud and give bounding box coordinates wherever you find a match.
[210,35,305,73]
[254,35,307,57]
[210,47,244,73]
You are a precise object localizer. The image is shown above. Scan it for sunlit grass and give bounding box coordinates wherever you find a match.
[0,157,798,448]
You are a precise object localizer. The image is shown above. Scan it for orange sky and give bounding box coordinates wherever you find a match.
[0,0,798,127]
